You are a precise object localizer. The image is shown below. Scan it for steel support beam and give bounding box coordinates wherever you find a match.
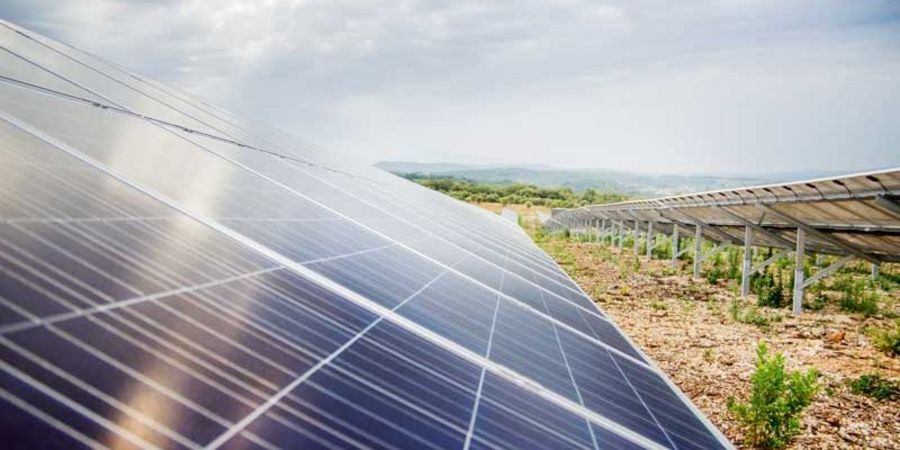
[802,255,854,289]
[698,243,727,264]
[792,228,806,315]
[741,226,752,298]
[752,249,790,274]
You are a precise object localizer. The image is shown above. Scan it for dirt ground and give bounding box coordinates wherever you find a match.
[545,238,900,449]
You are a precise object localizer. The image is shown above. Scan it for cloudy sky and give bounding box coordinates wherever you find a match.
[3,0,900,175]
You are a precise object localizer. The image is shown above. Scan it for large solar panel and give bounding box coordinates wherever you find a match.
[0,20,731,449]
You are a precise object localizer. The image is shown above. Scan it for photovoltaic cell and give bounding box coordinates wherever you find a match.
[0,20,731,450]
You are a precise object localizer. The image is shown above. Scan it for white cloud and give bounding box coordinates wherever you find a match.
[3,0,899,174]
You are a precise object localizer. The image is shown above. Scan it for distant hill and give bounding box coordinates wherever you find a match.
[376,161,839,197]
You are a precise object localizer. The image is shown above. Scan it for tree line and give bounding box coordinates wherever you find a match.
[400,173,629,208]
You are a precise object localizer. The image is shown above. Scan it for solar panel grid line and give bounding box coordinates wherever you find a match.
[2,111,669,450]
[242,158,633,349]
[1,219,356,394]
[0,162,168,223]
[0,266,283,335]
[351,177,569,281]
[11,324,243,441]
[534,273,601,450]
[2,264,372,450]
[0,357,170,450]
[2,335,226,450]
[206,262,462,449]
[7,220,196,300]
[0,385,107,450]
[307,358,468,450]
[461,264,506,450]
[136,117,661,370]
[607,353,678,449]
[29,284,358,448]
[1,183,400,446]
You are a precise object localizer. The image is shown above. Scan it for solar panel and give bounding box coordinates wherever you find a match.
[0,20,731,449]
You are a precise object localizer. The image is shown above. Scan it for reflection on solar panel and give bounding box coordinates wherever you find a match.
[0,20,731,449]
[552,168,900,314]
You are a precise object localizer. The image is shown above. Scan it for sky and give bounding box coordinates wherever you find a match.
[2,0,900,175]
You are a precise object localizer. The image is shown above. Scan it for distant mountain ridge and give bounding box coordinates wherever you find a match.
[376,161,839,197]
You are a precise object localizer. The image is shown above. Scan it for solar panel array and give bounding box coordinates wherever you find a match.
[551,169,900,263]
[0,20,731,449]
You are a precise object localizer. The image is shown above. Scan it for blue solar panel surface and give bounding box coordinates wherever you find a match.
[0,20,731,449]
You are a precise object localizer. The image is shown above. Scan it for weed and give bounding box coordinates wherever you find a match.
[848,373,899,401]
[730,300,781,329]
[649,301,668,311]
[703,348,715,362]
[728,342,819,449]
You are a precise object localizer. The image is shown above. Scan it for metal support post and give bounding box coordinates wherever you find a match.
[872,263,880,280]
[741,226,752,298]
[693,225,702,278]
[633,221,640,256]
[646,221,654,258]
[671,224,680,269]
[792,228,806,315]
[617,221,624,251]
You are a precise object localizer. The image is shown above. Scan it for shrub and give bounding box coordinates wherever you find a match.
[839,288,879,317]
[728,342,818,449]
[849,373,899,401]
[870,321,900,357]
[754,271,786,308]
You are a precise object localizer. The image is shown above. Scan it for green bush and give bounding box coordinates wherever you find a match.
[849,373,899,401]
[870,320,900,357]
[728,342,819,449]
[839,286,879,317]
[753,271,786,308]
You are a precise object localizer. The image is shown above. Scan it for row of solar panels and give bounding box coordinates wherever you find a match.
[551,169,900,263]
[0,20,730,449]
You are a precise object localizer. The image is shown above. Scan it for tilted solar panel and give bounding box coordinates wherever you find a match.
[0,20,731,449]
